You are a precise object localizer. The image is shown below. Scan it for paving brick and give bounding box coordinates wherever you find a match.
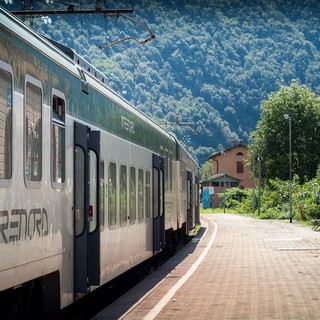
[94,214,320,320]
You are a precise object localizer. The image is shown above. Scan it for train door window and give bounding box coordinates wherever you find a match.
[169,151,173,192]
[165,150,169,192]
[0,64,12,180]
[100,160,105,227]
[25,77,42,184]
[108,162,117,228]
[160,169,164,217]
[187,179,192,210]
[88,150,98,232]
[74,146,85,235]
[195,181,199,207]
[120,165,127,227]
[145,171,151,219]
[52,92,65,186]
[153,168,159,218]
[138,169,144,222]
[129,167,136,224]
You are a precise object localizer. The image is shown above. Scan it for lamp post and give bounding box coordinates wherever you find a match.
[257,156,263,216]
[284,113,293,223]
[220,151,226,213]
[251,135,256,212]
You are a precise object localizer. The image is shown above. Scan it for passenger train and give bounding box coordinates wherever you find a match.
[0,6,199,318]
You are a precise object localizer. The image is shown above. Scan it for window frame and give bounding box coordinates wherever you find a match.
[0,61,13,186]
[51,89,66,188]
[24,75,43,188]
[108,161,117,229]
[145,170,151,219]
[120,164,128,227]
[138,168,144,223]
[236,161,244,174]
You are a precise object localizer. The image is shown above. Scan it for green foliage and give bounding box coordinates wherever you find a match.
[199,161,212,181]
[227,175,320,223]
[249,81,320,183]
[218,188,249,209]
[6,1,320,164]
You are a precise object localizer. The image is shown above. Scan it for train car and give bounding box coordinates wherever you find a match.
[0,6,198,318]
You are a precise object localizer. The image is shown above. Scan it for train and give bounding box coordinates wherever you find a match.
[0,6,199,318]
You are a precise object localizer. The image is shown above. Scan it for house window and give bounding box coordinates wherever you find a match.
[231,182,239,187]
[236,161,244,173]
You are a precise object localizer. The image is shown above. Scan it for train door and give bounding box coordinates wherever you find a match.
[74,122,101,293]
[153,154,165,253]
[187,171,194,231]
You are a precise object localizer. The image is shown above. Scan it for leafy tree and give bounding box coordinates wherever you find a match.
[249,81,320,183]
[199,160,212,181]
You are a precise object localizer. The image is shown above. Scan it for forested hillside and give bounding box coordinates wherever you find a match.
[4,0,320,164]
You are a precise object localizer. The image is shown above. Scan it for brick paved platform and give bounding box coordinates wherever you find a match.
[93,214,320,319]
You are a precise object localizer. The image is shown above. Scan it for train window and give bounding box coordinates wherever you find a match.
[25,79,42,184]
[0,66,12,180]
[52,93,65,185]
[138,169,144,222]
[120,165,127,227]
[129,167,136,224]
[145,171,151,219]
[108,162,117,228]
[88,150,98,233]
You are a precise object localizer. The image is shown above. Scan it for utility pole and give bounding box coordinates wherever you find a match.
[160,115,199,135]
[284,113,293,223]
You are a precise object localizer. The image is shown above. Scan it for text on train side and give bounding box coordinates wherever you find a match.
[0,208,49,243]
[121,115,135,134]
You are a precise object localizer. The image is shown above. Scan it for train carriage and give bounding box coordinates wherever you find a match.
[0,6,198,318]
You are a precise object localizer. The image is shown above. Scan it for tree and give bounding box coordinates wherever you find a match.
[249,81,320,183]
[200,161,212,181]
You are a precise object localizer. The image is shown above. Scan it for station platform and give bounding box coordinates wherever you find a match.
[93,213,320,319]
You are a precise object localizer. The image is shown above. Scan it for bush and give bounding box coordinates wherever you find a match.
[227,175,320,222]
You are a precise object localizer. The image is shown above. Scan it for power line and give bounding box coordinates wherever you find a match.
[11,8,134,15]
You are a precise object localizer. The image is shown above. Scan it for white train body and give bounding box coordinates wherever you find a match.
[0,6,199,317]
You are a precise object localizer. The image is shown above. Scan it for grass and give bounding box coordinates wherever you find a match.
[200,207,238,214]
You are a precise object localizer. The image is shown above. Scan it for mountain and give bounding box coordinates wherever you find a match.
[4,0,320,165]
